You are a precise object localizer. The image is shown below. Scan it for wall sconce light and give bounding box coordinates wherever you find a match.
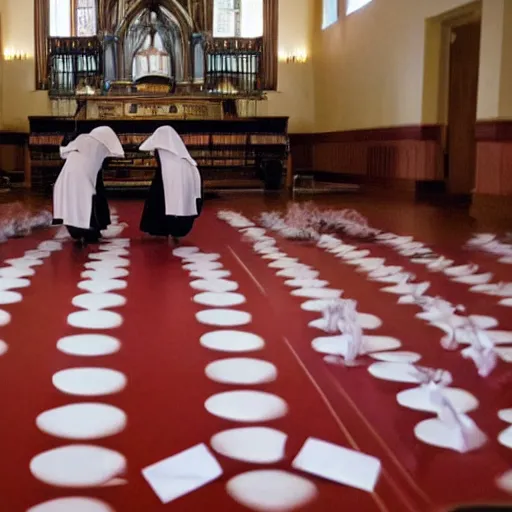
[3,48,30,61]
[278,48,308,64]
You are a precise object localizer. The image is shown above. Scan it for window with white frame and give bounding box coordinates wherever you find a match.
[322,0,338,29]
[213,0,263,38]
[49,0,97,37]
[346,0,373,16]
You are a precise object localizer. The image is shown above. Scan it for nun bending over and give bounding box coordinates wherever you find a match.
[139,125,202,243]
[52,126,124,246]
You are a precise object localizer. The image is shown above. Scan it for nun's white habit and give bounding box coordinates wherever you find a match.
[139,126,203,238]
[53,126,124,242]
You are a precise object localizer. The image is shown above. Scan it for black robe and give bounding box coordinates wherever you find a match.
[140,152,203,238]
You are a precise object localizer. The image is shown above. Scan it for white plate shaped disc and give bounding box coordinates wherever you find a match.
[85,258,130,270]
[57,334,121,357]
[256,246,280,255]
[262,252,289,260]
[397,386,478,414]
[0,309,11,327]
[190,269,231,280]
[0,290,22,305]
[312,334,401,357]
[81,268,129,280]
[205,390,288,422]
[37,241,63,252]
[340,249,370,260]
[196,309,251,327]
[30,444,126,487]
[276,267,318,279]
[172,246,200,258]
[183,261,223,272]
[370,351,421,363]
[0,277,30,290]
[67,310,123,329]
[498,425,512,449]
[368,362,422,384]
[184,253,221,263]
[190,279,239,293]
[4,257,43,268]
[267,258,300,269]
[53,368,127,396]
[27,497,115,512]
[72,293,126,310]
[36,403,127,440]
[292,288,342,300]
[498,409,512,423]
[200,330,265,353]
[205,358,277,385]
[0,266,35,278]
[211,427,287,464]
[456,329,512,345]
[309,313,382,331]
[78,279,127,294]
[193,292,246,308]
[89,250,129,260]
[284,278,329,288]
[226,470,318,512]
[0,340,8,356]
[301,299,340,313]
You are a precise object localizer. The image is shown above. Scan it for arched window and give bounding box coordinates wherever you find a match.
[213,0,263,38]
[49,0,97,37]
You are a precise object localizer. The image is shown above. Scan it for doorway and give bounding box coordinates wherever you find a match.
[446,19,481,197]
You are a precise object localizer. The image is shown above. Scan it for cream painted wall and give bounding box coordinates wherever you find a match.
[312,0,487,132]
[0,0,315,133]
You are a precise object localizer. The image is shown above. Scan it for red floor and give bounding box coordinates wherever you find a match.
[0,200,510,511]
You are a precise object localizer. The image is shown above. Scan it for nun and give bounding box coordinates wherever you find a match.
[52,126,124,246]
[139,125,202,243]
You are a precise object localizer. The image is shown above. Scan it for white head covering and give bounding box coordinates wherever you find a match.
[139,125,196,166]
[140,125,201,217]
[59,127,124,159]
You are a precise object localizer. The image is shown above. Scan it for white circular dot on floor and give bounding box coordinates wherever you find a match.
[354,258,386,271]
[81,268,129,280]
[226,470,317,512]
[78,279,127,294]
[205,358,277,385]
[243,228,266,237]
[498,426,512,449]
[194,292,246,308]
[308,312,382,331]
[267,258,300,269]
[30,444,126,487]
[200,331,265,352]
[184,253,221,263]
[277,267,319,279]
[0,266,35,278]
[300,299,334,312]
[27,497,115,512]
[211,427,287,464]
[498,409,512,423]
[37,241,62,252]
[190,269,231,280]
[370,351,421,363]
[340,250,370,260]
[256,246,280,255]
[291,288,342,299]
[53,368,127,396]
[5,257,43,268]
[0,340,8,356]
[72,293,126,310]
[0,277,30,290]
[0,309,11,327]
[100,240,130,249]
[0,290,22,305]
[89,250,129,260]
[284,278,328,288]
[57,334,121,356]
[496,470,512,495]
[262,252,289,260]
[183,261,223,272]
[36,403,127,440]
[172,246,200,258]
[25,250,51,259]
[205,390,288,422]
[68,310,123,329]
[190,279,239,293]
[368,362,422,383]
[397,386,478,413]
[196,309,251,327]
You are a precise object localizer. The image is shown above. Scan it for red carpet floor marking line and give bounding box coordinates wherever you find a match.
[218,214,422,511]
[228,246,267,296]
